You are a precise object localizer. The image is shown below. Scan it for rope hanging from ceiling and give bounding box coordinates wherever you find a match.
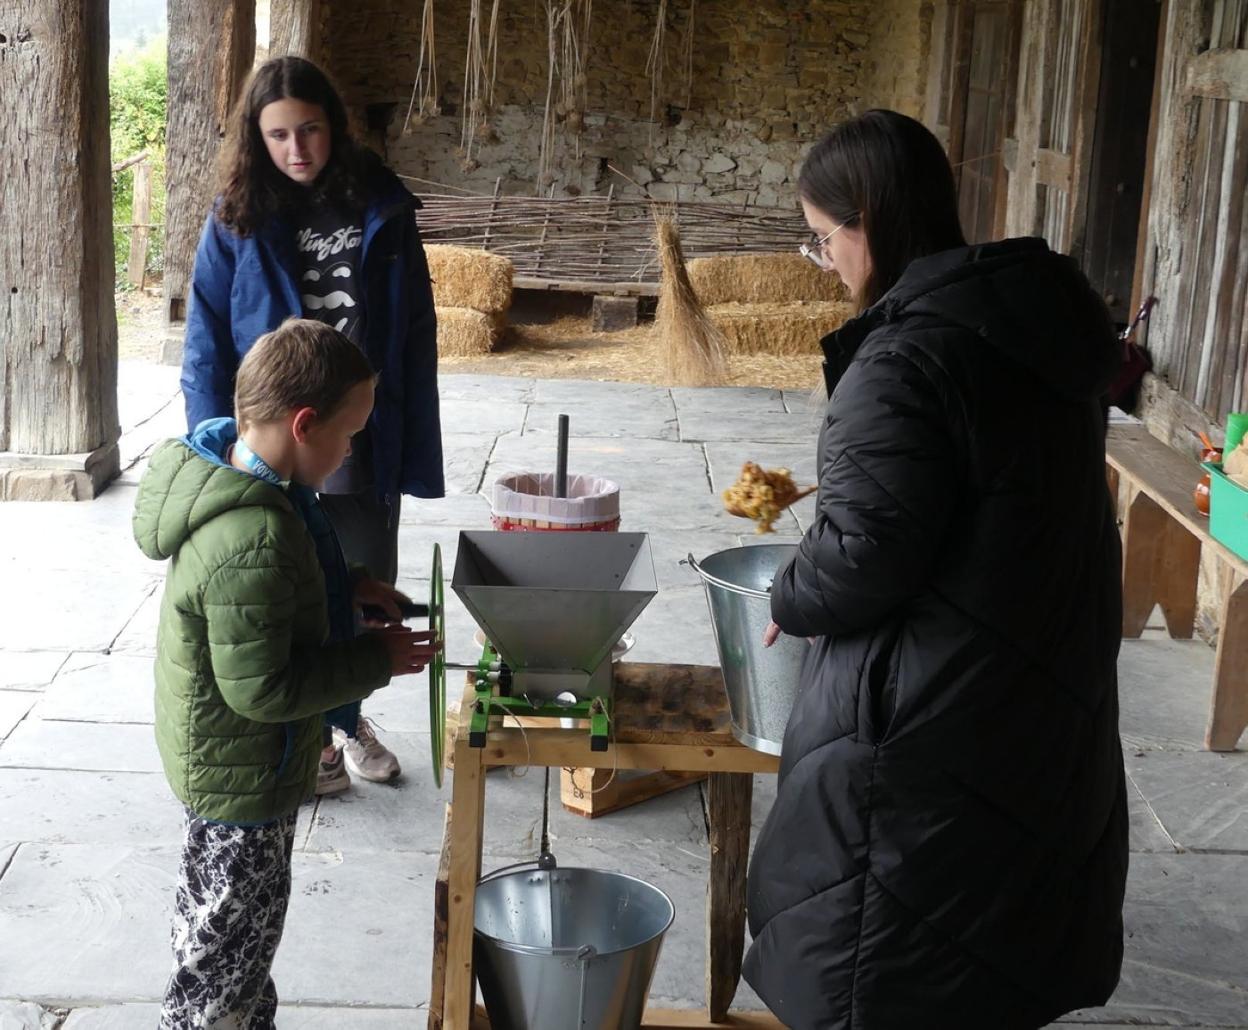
[401,0,440,134]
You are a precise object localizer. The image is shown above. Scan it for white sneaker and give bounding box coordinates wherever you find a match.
[315,747,350,795]
[338,717,402,782]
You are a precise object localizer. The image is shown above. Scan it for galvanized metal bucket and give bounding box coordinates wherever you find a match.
[474,866,674,1030]
[686,545,807,755]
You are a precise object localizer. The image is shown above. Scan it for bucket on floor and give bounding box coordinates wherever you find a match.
[686,544,807,755]
[491,472,620,531]
[474,866,674,1030]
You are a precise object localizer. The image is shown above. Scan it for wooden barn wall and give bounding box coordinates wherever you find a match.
[1142,0,1248,433]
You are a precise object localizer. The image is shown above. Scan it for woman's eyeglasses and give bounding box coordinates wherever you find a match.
[799,223,847,270]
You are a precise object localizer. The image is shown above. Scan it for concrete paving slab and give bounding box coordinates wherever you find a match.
[105,585,162,659]
[627,586,719,666]
[0,570,160,654]
[1126,750,1248,853]
[438,398,526,436]
[0,719,162,774]
[440,431,498,495]
[439,374,534,405]
[671,385,785,413]
[0,691,37,741]
[1118,639,1217,752]
[0,652,68,691]
[1126,771,1180,854]
[272,849,440,1008]
[525,399,679,441]
[0,769,179,848]
[399,492,492,527]
[32,653,155,724]
[680,409,821,445]
[0,999,63,1029]
[0,842,174,1002]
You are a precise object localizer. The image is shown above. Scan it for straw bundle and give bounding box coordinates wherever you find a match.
[687,253,850,306]
[654,210,727,386]
[708,301,855,356]
[425,245,514,314]
[436,306,505,357]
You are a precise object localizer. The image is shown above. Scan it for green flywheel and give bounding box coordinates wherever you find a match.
[429,542,446,788]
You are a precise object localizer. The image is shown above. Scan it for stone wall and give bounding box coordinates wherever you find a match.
[322,0,928,206]
[859,0,933,119]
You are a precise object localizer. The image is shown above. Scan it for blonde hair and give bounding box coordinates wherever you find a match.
[234,318,376,430]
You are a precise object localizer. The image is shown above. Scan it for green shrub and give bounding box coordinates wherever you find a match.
[110,37,167,289]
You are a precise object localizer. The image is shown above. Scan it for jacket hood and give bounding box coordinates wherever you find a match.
[133,418,292,561]
[833,238,1120,402]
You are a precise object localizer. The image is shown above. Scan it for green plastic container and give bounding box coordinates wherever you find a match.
[1203,462,1248,561]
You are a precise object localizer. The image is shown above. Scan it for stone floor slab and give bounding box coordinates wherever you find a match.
[0,570,160,653]
[782,387,824,415]
[0,690,37,741]
[644,528,743,590]
[0,999,63,1029]
[628,586,719,667]
[0,769,179,848]
[32,653,155,724]
[439,374,535,405]
[0,652,68,691]
[440,431,498,495]
[671,385,785,413]
[61,1004,428,1029]
[399,492,493,527]
[108,586,162,658]
[1118,639,1218,752]
[0,719,162,774]
[1126,750,1248,853]
[525,399,679,441]
[680,408,821,445]
[533,378,671,406]
[1126,771,1180,854]
[439,398,527,436]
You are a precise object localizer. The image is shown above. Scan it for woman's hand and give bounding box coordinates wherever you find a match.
[373,626,441,677]
[355,579,410,627]
[763,621,783,647]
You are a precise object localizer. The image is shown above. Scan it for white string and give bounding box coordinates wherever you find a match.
[563,702,618,797]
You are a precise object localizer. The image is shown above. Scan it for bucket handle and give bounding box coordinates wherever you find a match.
[681,552,773,599]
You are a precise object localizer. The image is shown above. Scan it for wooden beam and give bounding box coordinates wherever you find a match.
[269,0,323,61]
[163,0,256,327]
[0,0,119,478]
[1184,48,1248,103]
[706,773,753,1022]
[127,160,154,290]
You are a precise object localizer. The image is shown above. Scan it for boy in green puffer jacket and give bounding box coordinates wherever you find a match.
[133,318,439,1029]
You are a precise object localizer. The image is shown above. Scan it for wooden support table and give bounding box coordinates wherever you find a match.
[430,663,783,1030]
[1107,424,1248,750]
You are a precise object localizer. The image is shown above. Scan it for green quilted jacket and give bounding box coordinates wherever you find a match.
[133,437,390,824]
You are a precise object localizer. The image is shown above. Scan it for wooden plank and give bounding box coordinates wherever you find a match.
[1120,487,1201,638]
[513,275,661,296]
[560,767,706,818]
[1207,574,1248,751]
[480,734,780,774]
[1185,48,1248,103]
[269,0,323,60]
[127,159,153,289]
[706,773,753,1022]
[427,803,452,1030]
[1034,147,1073,189]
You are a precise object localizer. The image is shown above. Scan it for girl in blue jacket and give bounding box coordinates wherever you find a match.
[182,55,443,792]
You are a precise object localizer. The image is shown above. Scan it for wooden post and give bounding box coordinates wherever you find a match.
[1119,488,1201,639]
[1207,575,1248,752]
[269,0,323,61]
[128,159,154,289]
[162,0,255,348]
[0,0,120,500]
[428,803,453,1030]
[481,177,503,251]
[705,772,753,1022]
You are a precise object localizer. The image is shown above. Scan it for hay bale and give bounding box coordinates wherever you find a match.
[425,245,514,314]
[687,253,850,306]
[436,306,505,357]
[707,301,855,356]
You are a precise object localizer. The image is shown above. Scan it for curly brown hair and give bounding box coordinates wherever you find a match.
[215,56,378,237]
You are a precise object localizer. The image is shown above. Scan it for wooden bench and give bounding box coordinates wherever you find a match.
[429,663,782,1030]
[1106,424,1248,750]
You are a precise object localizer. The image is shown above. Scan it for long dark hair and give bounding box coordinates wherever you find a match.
[216,56,375,236]
[798,109,966,309]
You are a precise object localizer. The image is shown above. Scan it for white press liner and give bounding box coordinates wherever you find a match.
[492,471,620,525]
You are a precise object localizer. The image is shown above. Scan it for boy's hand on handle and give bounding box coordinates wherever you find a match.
[355,579,411,627]
[374,626,441,676]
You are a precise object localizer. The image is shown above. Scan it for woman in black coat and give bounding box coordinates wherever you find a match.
[744,110,1129,1029]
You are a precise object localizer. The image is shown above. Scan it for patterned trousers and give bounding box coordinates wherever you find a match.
[158,810,298,1029]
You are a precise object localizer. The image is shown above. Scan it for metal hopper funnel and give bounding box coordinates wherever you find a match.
[451,530,657,700]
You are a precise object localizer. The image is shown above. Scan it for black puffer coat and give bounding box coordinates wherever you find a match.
[744,238,1128,1029]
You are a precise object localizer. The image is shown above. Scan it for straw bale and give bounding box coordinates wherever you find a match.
[425,244,514,313]
[708,300,855,356]
[436,306,505,357]
[687,252,850,306]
